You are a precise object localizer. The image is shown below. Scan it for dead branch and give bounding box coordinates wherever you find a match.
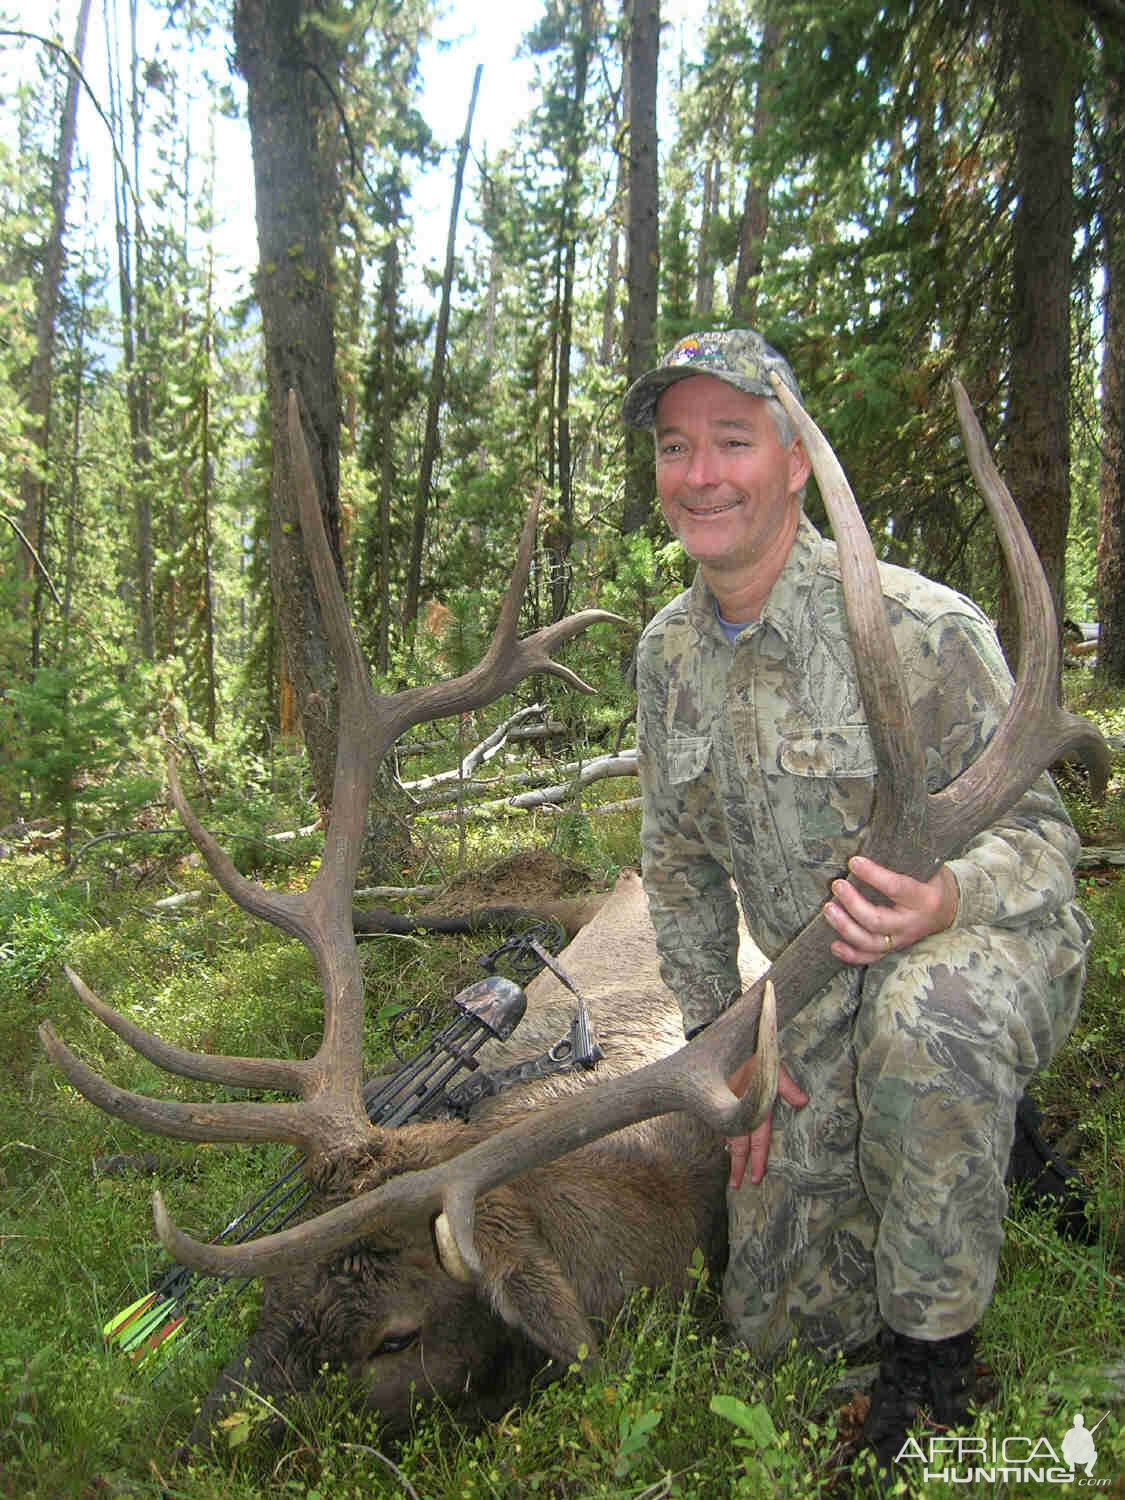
[507,753,637,808]
[400,705,546,793]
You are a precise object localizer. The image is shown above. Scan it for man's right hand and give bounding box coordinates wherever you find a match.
[725,1057,808,1190]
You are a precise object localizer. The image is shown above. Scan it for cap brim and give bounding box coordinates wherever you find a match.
[621,366,778,429]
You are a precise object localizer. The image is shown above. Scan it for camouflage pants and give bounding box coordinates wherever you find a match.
[722,904,1090,1355]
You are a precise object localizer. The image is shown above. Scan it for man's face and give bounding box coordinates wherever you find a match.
[653,376,810,580]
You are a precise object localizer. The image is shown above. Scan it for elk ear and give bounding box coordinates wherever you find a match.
[435,1210,598,1366]
[482,1246,599,1369]
[433,1194,600,1366]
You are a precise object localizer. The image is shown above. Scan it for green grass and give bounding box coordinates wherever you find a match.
[1,690,1123,1498]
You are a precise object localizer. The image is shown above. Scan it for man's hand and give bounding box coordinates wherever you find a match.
[823,854,959,968]
[725,1054,808,1189]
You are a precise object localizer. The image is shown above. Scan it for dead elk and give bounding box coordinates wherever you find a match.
[39,381,1107,1453]
[186,869,765,1443]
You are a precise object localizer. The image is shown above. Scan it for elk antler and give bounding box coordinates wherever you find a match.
[40,391,624,1161]
[46,380,1110,1287]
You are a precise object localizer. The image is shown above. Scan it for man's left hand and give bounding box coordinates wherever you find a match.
[726,1057,808,1189]
[823,854,959,967]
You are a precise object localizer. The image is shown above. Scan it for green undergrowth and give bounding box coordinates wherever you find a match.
[1,685,1123,1497]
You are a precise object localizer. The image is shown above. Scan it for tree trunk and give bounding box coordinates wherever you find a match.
[233,0,345,808]
[61,268,91,662]
[19,0,91,658]
[200,240,219,740]
[694,154,718,320]
[483,236,502,363]
[621,0,660,541]
[997,0,1079,665]
[601,59,628,368]
[730,18,780,325]
[404,64,482,633]
[376,236,398,675]
[550,10,594,623]
[1096,44,1125,684]
[127,0,155,662]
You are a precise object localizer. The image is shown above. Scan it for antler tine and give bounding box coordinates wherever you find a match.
[39,1021,323,1148]
[373,489,625,742]
[144,397,382,957]
[769,376,933,867]
[54,965,310,1092]
[937,379,1111,828]
[471,490,625,695]
[164,756,311,940]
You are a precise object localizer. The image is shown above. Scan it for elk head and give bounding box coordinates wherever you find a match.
[40,379,1107,1422]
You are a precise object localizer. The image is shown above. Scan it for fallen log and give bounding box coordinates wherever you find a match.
[423,795,642,823]
[1075,847,1125,870]
[507,753,638,808]
[400,706,545,794]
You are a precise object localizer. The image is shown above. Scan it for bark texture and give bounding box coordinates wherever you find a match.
[233,0,345,805]
[999,0,1080,665]
[1097,45,1125,684]
[621,0,660,540]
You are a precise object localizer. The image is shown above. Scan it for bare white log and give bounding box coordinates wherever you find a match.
[400,705,546,793]
[580,797,642,816]
[150,891,205,912]
[353,884,440,900]
[408,751,640,810]
[424,794,642,824]
[1075,847,1125,869]
[266,822,323,842]
[507,721,567,741]
[416,753,639,821]
[507,753,637,808]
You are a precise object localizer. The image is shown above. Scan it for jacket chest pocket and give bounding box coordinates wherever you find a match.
[772,724,877,869]
[666,732,726,843]
[668,733,713,786]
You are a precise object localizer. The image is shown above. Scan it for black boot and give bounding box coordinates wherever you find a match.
[861,1325,976,1484]
[1006,1093,1097,1243]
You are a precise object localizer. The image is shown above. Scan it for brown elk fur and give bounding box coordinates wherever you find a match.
[186,870,765,1447]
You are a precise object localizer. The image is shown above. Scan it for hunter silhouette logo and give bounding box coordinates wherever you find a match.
[1061,1412,1105,1478]
[894,1409,1111,1485]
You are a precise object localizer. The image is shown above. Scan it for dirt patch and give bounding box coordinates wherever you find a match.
[421,850,604,916]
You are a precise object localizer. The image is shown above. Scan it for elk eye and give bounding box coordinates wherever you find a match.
[375,1331,418,1356]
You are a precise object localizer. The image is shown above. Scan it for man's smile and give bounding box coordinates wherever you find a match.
[676,496,742,517]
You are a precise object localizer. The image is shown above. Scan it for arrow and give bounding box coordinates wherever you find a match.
[101,972,529,1367]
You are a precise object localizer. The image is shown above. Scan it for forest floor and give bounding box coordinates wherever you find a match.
[1,672,1123,1498]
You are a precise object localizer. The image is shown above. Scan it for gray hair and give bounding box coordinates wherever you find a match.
[764,394,807,503]
[763,394,796,450]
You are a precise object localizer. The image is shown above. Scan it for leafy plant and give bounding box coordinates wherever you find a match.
[0,888,85,1001]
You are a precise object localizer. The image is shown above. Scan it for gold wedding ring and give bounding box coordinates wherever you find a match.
[883,932,892,952]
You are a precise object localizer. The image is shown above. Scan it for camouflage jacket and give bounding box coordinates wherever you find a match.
[635,514,1084,1038]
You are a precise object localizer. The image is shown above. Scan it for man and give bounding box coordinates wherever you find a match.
[624,330,1091,1474]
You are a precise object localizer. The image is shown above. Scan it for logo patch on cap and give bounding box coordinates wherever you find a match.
[668,337,703,365]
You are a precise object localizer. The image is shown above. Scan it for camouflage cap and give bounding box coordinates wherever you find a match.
[621,329,802,429]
